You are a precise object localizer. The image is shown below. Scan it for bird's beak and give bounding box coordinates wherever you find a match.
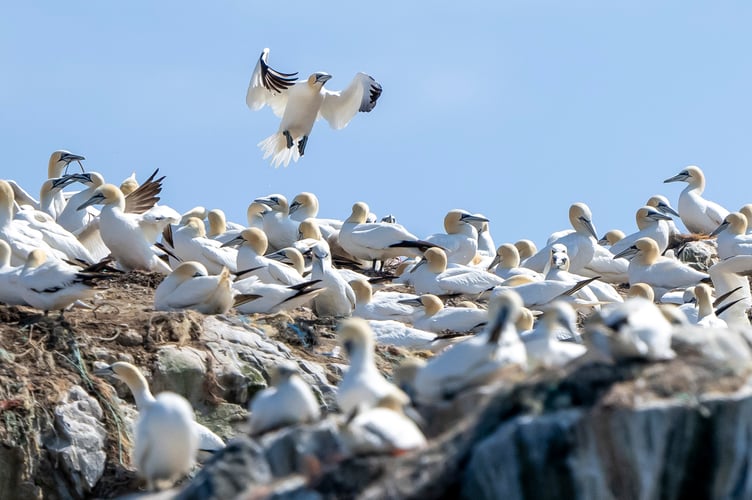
[77,193,104,211]
[221,235,244,248]
[647,210,673,222]
[316,74,333,84]
[597,235,609,246]
[288,201,301,214]
[60,152,86,163]
[487,254,501,270]
[579,217,598,239]
[664,172,688,183]
[253,196,276,207]
[52,173,92,189]
[612,246,638,260]
[409,257,427,273]
[398,297,423,307]
[460,213,489,223]
[93,365,114,377]
[656,203,680,217]
[709,220,729,238]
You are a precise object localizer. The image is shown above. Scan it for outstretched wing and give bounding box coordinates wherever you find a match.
[246,48,299,118]
[124,169,164,214]
[319,72,382,130]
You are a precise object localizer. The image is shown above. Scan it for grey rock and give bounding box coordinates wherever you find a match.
[151,346,208,407]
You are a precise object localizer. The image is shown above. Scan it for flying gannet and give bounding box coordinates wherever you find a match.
[246,48,383,167]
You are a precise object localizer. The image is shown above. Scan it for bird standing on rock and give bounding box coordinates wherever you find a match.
[246,48,383,167]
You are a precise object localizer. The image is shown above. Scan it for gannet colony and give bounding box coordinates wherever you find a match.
[1,48,752,498]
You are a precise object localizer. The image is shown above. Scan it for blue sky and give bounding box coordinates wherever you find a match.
[2,2,751,247]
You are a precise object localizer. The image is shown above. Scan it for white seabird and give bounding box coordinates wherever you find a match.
[710,212,752,260]
[246,48,382,167]
[349,278,419,323]
[168,217,238,275]
[253,194,299,251]
[248,361,321,435]
[406,294,488,333]
[413,289,527,403]
[521,301,586,370]
[609,206,674,256]
[664,165,729,234]
[226,227,301,285]
[310,242,355,317]
[424,210,488,265]
[233,276,323,314]
[410,247,506,296]
[487,243,543,281]
[77,183,180,274]
[94,361,225,452]
[0,240,25,305]
[153,261,235,315]
[336,317,409,414]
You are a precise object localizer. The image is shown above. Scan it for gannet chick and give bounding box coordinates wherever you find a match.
[154,262,234,314]
[515,239,538,260]
[587,297,676,361]
[424,210,488,265]
[336,318,408,414]
[253,194,299,251]
[339,393,426,456]
[710,212,752,260]
[524,203,599,274]
[521,301,586,370]
[247,48,382,167]
[233,277,323,314]
[19,249,107,316]
[488,243,543,280]
[613,237,709,297]
[609,206,674,255]
[0,240,25,305]
[227,228,301,285]
[664,166,729,234]
[78,184,179,274]
[169,217,238,275]
[413,289,527,403]
[350,278,418,323]
[598,230,626,247]
[310,242,355,317]
[407,294,488,333]
[95,362,225,451]
[338,201,437,271]
[410,247,506,296]
[248,361,321,435]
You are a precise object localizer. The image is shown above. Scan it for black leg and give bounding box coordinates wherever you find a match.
[283,130,293,149]
[298,135,308,156]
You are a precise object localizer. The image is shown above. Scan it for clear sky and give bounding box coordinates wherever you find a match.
[2,2,751,248]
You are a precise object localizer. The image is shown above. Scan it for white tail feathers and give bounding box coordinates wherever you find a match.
[257,133,301,168]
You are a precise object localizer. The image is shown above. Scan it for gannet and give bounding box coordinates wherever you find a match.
[248,361,321,435]
[646,194,682,246]
[488,243,543,281]
[52,172,104,235]
[233,277,323,314]
[692,283,735,328]
[288,192,342,239]
[609,206,674,256]
[365,319,437,349]
[710,212,752,260]
[94,362,223,461]
[226,228,301,285]
[587,297,676,361]
[472,216,496,260]
[264,246,308,276]
[18,249,107,316]
[424,210,488,265]
[0,180,68,265]
[338,201,437,270]
[393,358,426,402]
[708,255,752,328]
[627,282,656,302]
[246,201,268,230]
[546,244,622,304]
[13,204,95,264]
[524,203,599,274]
[350,278,418,323]
[740,205,752,231]
[253,194,299,251]
[515,239,538,261]
[206,208,243,245]
[0,240,25,305]
[413,289,527,402]
[154,262,234,314]
[521,301,586,370]
[6,150,86,213]
[597,230,626,247]
[339,393,426,456]
[613,237,709,297]
[579,242,630,285]
[410,247,506,296]
[310,242,355,317]
[664,165,729,234]
[336,317,409,414]
[247,48,382,167]
[77,184,179,274]
[168,217,238,275]
[119,172,139,195]
[406,294,488,333]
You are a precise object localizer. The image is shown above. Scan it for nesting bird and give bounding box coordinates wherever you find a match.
[664,165,729,234]
[247,48,382,167]
[153,261,235,314]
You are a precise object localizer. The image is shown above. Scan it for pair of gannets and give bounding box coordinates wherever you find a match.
[524,203,599,274]
[710,212,752,260]
[424,210,488,265]
[613,237,709,296]
[609,206,674,256]
[95,362,225,490]
[167,217,238,275]
[247,48,382,167]
[248,361,321,435]
[664,165,729,234]
[77,181,180,274]
[6,150,86,214]
[253,194,300,251]
[225,227,302,285]
[154,262,235,314]
[487,243,543,281]
[413,289,527,402]
[338,201,438,270]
